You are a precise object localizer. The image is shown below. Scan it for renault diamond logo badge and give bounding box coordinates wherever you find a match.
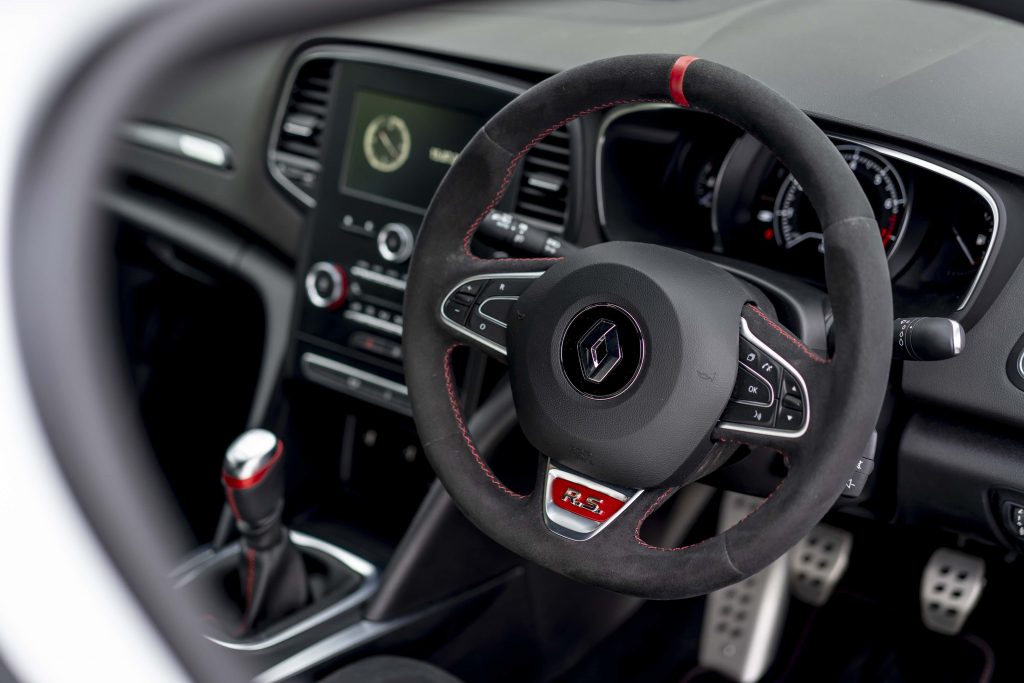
[561,303,645,400]
[577,319,622,383]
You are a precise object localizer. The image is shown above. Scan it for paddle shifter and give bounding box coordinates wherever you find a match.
[222,429,308,634]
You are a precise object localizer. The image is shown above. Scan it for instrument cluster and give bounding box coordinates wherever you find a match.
[597,105,998,316]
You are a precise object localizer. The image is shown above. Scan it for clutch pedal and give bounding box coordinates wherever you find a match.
[699,492,789,683]
[920,548,985,635]
[788,524,852,606]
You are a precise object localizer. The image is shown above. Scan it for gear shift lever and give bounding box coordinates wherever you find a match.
[222,429,308,634]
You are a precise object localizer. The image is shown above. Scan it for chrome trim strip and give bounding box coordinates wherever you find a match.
[719,318,810,439]
[301,353,408,396]
[951,319,965,356]
[476,295,518,329]
[350,264,407,291]
[342,309,403,336]
[542,461,643,542]
[171,531,378,652]
[439,272,545,356]
[595,104,1002,311]
[268,47,526,208]
[122,122,232,169]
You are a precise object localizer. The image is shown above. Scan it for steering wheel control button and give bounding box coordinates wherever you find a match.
[440,273,543,355]
[477,296,515,328]
[731,366,774,406]
[442,298,471,325]
[457,281,483,297]
[720,319,810,437]
[305,261,348,310]
[481,278,534,298]
[469,310,506,347]
[781,373,803,400]
[722,402,775,426]
[738,338,779,387]
[376,222,415,263]
[561,304,644,400]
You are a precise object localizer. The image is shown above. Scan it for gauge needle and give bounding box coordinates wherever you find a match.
[377,130,399,157]
[951,225,976,267]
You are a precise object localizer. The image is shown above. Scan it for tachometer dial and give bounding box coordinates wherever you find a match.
[773,145,908,257]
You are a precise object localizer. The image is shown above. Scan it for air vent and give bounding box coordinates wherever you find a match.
[514,126,571,231]
[270,58,336,205]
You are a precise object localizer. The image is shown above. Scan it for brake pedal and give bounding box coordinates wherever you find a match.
[920,548,985,635]
[788,524,852,606]
[699,492,789,683]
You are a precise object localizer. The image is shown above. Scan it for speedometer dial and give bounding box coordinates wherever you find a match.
[773,144,909,257]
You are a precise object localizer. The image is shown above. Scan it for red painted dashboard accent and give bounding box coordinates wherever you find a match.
[551,477,625,523]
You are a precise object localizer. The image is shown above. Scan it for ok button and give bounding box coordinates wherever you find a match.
[731,365,774,407]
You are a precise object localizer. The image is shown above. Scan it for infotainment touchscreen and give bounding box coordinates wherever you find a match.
[341,90,489,212]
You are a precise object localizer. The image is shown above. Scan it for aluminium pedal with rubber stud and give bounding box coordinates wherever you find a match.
[698,492,789,683]
[788,523,852,606]
[920,548,985,635]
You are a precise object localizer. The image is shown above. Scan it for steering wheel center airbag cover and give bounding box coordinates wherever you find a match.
[508,241,748,488]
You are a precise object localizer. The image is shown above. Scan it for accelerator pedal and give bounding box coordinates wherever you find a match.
[920,548,985,635]
[699,492,789,683]
[788,524,852,606]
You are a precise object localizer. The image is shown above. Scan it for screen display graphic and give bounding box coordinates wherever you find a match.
[341,90,488,211]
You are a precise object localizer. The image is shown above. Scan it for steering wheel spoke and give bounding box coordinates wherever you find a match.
[714,304,831,457]
[438,260,552,359]
[540,458,645,541]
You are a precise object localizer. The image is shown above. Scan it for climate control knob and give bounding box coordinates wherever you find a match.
[377,222,415,263]
[305,261,348,310]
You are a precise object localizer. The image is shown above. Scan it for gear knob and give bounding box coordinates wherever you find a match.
[222,429,285,537]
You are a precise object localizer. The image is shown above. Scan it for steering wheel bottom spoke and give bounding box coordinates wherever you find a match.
[541,459,645,541]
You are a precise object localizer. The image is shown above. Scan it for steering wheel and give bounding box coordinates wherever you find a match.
[403,55,891,600]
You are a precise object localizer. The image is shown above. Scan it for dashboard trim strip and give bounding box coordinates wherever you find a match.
[121,122,232,169]
[301,352,408,396]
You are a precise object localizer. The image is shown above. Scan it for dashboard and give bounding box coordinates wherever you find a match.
[108,0,1024,556]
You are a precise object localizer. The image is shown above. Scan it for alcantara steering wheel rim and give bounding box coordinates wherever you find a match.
[403,54,892,599]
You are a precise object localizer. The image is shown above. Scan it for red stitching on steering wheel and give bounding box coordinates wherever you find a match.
[462,97,671,261]
[745,304,828,364]
[444,344,526,500]
[634,476,787,552]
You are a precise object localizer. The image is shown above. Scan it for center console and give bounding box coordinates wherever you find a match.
[278,49,525,415]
